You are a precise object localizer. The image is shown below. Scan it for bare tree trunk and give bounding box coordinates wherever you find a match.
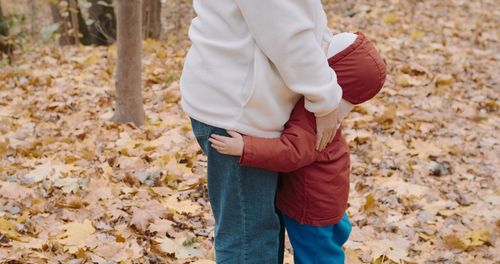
[88,0,116,45]
[50,0,92,45]
[0,1,7,37]
[76,4,93,45]
[142,0,161,39]
[0,0,14,62]
[50,2,71,45]
[111,0,145,126]
[30,0,36,38]
[68,0,80,45]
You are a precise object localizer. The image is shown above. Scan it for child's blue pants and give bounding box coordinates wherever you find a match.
[283,213,352,264]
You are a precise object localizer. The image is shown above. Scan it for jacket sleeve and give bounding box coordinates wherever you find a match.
[234,0,342,117]
[239,120,317,173]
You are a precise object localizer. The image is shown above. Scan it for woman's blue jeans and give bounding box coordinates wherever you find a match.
[190,118,283,264]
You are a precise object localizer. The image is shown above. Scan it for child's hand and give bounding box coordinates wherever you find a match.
[209,131,244,156]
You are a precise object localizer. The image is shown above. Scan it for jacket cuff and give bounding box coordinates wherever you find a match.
[310,84,343,118]
[239,136,254,166]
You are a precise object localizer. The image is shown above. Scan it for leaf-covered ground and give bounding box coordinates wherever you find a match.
[0,0,498,263]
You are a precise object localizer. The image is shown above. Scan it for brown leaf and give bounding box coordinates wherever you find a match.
[129,200,167,233]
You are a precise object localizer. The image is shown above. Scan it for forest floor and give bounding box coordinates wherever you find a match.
[0,0,498,263]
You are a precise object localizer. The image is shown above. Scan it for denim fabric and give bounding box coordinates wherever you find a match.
[190,118,282,264]
[283,213,352,264]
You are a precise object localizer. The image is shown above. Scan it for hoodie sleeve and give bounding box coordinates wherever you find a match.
[239,101,318,172]
[234,0,342,117]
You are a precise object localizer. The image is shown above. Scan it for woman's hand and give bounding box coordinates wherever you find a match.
[209,131,244,156]
[337,99,354,129]
[315,107,341,151]
[316,100,354,151]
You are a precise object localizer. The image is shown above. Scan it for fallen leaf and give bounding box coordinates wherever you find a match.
[0,181,35,200]
[129,200,167,233]
[157,235,204,259]
[164,194,201,215]
[56,219,96,254]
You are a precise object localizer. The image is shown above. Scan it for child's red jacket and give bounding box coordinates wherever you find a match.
[239,32,386,226]
[240,98,350,226]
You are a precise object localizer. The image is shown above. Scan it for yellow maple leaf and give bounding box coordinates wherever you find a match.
[443,234,468,250]
[435,74,454,88]
[395,75,410,87]
[363,194,378,212]
[156,235,204,259]
[410,30,425,40]
[384,13,399,24]
[410,139,443,158]
[467,230,490,248]
[56,219,95,254]
[0,218,25,241]
[164,194,201,215]
[383,137,407,153]
[82,52,100,67]
[443,230,490,251]
[368,238,411,263]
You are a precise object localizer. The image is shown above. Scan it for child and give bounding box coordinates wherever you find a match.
[208,32,386,263]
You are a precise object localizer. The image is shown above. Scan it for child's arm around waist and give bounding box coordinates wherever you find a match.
[209,105,318,173]
[239,123,317,173]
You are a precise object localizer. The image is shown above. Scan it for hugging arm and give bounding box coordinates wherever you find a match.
[234,0,342,117]
[239,125,317,173]
[242,99,356,170]
[209,106,318,172]
[234,0,347,151]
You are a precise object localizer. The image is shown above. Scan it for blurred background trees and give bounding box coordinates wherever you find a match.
[0,0,194,66]
[47,0,161,46]
[0,0,193,52]
[142,0,161,39]
[0,0,193,124]
[0,0,14,61]
[0,1,8,36]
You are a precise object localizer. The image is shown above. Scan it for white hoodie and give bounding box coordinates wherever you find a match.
[180,0,355,138]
